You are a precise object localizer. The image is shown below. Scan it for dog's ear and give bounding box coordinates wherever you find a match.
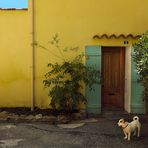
[121,118,125,123]
[119,118,125,123]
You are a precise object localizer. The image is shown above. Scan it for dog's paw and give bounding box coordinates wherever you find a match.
[124,137,127,140]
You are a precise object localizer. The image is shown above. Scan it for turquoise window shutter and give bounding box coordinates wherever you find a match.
[85,46,101,114]
[131,47,145,114]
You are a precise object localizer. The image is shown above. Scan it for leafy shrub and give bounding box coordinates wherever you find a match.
[43,55,100,113]
[133,31,148,100]
[34,34,101,113]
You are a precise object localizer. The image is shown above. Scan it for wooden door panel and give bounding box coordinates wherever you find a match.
[102,47,125,108]
[112,51,120,90]
[103,53,111,91]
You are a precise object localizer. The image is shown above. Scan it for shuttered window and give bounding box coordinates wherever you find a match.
[85,46,102,114]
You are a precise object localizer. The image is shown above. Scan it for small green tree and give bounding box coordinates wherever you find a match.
[35,34,101,113]
[133,31,148,101]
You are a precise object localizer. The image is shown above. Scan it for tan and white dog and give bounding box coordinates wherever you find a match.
[118,116,141,141]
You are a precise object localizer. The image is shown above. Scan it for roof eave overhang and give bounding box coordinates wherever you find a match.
[93,34,141,39]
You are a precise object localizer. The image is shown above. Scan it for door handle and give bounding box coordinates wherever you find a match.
[108,93,115,96]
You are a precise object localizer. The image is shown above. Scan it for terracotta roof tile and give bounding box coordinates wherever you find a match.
[93,34,141,39]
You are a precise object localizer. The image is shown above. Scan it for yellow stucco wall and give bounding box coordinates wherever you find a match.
[0,0,148,108]
[0,1,32,107]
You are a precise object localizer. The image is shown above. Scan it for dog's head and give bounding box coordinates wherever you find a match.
[118,118,125,127]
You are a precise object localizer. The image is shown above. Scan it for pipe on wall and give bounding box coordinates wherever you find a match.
[31,0,35,111]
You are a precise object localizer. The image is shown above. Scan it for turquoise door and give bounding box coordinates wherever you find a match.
[131,47,145,114]
[85,46,101,114]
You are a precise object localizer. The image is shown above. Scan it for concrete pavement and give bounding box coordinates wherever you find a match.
[0,118,148,148]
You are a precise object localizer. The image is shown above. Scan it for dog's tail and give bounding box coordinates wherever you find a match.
[133,116,139,121]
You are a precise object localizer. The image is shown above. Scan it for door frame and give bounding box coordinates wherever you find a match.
[101,46,125,110]
[85,45,145,114]
[124,46,132,113]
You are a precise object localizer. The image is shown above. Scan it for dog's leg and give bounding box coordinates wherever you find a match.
[123,131,127,140]
[127,132,131,141]
[137,124,141,137]
[133,130,136,136]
